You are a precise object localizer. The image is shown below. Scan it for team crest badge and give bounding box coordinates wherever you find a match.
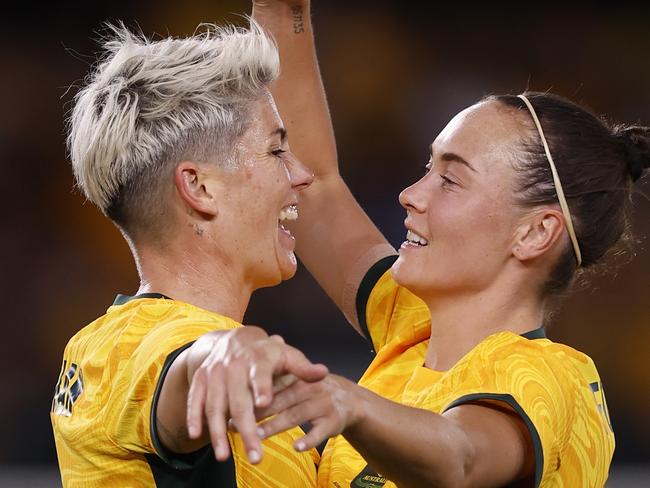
[351,464,387,487]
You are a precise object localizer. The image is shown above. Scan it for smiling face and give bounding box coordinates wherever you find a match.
[204,92,313,290]
[392,101,528,300]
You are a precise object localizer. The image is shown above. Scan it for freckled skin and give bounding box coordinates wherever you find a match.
[200,91,312,290]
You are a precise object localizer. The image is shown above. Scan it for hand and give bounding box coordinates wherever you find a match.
[186,327,327,464]
[255,374,363,452]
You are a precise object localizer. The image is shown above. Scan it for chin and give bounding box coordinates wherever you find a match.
[279,253,298,281]
[391,255,411,286]
[280,267,297,282]
[269,248,297,284]
[391,256,430,298]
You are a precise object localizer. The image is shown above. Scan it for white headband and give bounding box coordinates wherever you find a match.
[517,94,582,267]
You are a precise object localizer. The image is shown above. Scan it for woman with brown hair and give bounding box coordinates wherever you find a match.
[244,1,649,486]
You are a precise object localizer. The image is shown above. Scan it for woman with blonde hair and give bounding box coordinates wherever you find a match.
[52,20,327,487]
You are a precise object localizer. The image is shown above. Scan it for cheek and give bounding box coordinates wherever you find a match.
[434,196,510,252]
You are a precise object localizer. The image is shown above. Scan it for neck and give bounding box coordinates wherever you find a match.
[423,278,543,371]
[132,239,252,323]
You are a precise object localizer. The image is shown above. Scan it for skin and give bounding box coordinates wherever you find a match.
[133,92,329,464]
[251,1,571,486]
[251,101,561,487]
[395,101,568,371]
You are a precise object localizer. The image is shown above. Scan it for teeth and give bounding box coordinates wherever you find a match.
[279,205,298,222]
[406,229,429,246]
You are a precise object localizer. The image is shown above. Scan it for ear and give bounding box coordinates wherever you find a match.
[512,208,566,262]
[173,161,218,218]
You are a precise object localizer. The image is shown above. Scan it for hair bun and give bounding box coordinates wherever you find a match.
[617,126,650,182]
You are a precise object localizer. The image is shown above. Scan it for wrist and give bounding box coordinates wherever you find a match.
[253,1,310,11]
[340,378,371,435]
[230,325,268,346]
[252,2,311,28]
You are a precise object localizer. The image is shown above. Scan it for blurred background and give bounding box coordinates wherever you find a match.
[1,0,648,485]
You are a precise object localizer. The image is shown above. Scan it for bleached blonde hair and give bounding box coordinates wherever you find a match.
[67,19,279,235]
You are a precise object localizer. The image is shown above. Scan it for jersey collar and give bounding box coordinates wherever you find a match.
[521,326,546,340]
[113,293,172,306]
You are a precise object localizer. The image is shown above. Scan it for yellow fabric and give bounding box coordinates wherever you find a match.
[318,270,615,487]
[51,297,318,487]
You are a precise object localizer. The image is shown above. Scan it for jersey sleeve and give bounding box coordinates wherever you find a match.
[102,313,234,467]
[441,337,576,488]
[356,256,430,353]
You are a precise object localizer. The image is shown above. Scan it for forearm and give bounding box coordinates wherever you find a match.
[253,2,394,326]
[253,1,338,178]
[155,331,227,453]
[261,376,529,485]
[345,387,474,488]
[293,176,395,321]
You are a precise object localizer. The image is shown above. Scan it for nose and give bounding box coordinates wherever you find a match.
[288,153,314,192]
[399,179,426,213]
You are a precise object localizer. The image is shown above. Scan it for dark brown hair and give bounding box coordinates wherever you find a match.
[485,92,649,297]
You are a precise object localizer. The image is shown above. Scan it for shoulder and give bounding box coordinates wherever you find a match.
[116,299,241,366]
[448,332,600,403]
[65,298,241,370]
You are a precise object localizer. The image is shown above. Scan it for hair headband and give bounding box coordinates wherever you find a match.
[517,94,582,267]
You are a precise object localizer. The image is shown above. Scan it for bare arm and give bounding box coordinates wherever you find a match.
[257,375,534,487]
[155,327,327,464]
[253,1,396,331]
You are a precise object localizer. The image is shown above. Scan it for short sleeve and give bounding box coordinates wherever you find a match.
[356,256,430,353]
[441,338,575,488]
[102,315,233,463]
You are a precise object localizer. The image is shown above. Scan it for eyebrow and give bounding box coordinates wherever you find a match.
[271,127,287,143]
[430,145,477,172]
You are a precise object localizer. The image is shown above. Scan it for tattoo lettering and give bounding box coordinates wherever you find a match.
[291,6,305,34]
[158,420,192,452]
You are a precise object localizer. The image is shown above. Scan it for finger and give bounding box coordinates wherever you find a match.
[258,394,322,440]
[249,342,309,409]
[249,360,273,409]
[272,373,297,395]
[269,334,285,344]
[293,419,337,452]
[280,346,329,382]
[255,379,310,421]
[204,365,231,461]
[226,362,262,464]
[186,367,207,439]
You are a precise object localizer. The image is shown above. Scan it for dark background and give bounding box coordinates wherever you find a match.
[1,0,648,479]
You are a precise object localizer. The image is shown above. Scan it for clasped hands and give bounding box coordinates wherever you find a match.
[186,326,360,464]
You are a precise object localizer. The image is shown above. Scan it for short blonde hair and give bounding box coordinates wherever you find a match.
[67,20,279,233]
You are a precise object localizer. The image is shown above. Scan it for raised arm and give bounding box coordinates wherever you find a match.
[253,1,396,331]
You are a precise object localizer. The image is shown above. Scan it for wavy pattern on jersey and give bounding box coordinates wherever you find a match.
[51,298,318,487]
[318,270,614,488]
[230,431,319,488]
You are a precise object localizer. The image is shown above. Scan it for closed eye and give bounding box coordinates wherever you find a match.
[272,149,287,158]
[440,174,457,186]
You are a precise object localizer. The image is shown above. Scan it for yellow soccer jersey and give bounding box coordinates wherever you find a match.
[51,293,318,488]
[318,257,615,488]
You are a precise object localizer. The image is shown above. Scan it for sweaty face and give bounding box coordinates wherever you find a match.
[392,101,527,300]
[209,92,313,290]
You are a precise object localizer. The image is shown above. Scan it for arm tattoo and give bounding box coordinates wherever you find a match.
[158,419,192,452]
[291,5,305,34]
